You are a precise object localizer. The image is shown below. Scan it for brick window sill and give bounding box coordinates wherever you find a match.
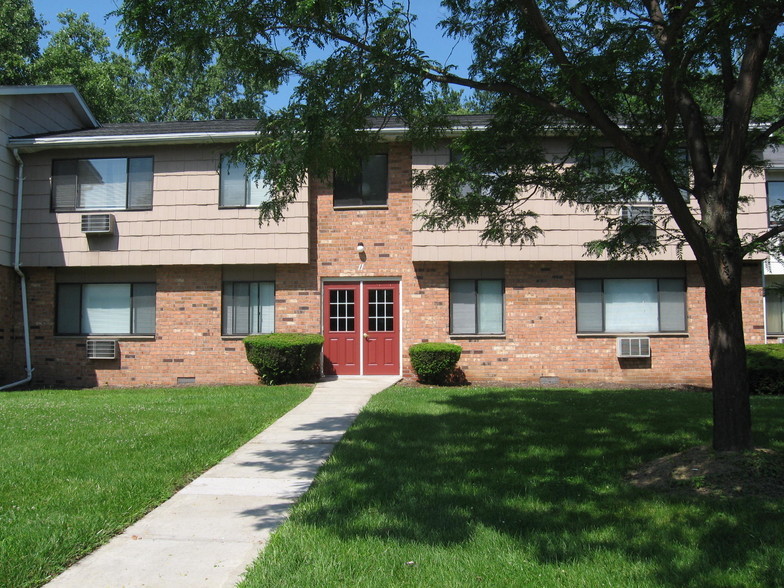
[449,334,506,340]
[55,335,156,340]
[576,332,688,338]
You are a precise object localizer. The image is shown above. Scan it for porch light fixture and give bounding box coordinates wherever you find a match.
[356,242,365,253]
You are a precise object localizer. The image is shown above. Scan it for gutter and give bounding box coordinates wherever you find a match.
[1,149,33,390]
[8,123,491,152]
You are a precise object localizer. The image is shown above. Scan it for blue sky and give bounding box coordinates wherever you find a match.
[33,0,473,110]
[33,0,471,68]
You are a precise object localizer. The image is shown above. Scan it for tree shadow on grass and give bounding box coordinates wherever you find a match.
[277,388,784,586]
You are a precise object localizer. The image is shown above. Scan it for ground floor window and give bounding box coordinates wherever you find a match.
[57,283,156,335]
[222,281,275,335]
[450,279,504,335]
[576,277,686,333]
[766,287,784,334]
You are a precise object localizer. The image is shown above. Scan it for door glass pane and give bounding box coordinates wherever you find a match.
[368,289,394,332]
[329,289,355,332]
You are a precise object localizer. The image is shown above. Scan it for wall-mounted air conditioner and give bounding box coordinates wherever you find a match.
[620,204,656,244]
[81,214,115,235]
[617,337,651,358]
[86,339,117,360]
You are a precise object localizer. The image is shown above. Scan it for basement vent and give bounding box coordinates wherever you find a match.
[81,214,115,235]
[616,337,651,358]
[86,339,117,360]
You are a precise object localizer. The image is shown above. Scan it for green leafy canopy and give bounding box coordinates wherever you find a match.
[116,0,784,450]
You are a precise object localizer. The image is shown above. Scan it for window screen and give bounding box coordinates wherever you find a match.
[56,282,156,335]
[222,281,275,335]
[334,154,388,207]
[52,157,153,211]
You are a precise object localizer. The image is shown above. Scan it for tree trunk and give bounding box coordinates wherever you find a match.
[703,261,753,452]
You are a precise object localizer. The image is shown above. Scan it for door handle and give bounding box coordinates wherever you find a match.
[363,332,368,339]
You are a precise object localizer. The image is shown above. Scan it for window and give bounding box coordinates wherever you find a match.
[56,283,156,335]
[766,287,784,335]
[576,278,686,333]
[620,204,656,245]
[450,279,504,334]
[333,154,388,207]
[219,156,270,207]
[52,157,153,211]
[222,282,275,335]
[765,170,784,225]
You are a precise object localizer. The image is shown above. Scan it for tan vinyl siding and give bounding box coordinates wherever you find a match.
[19,145,309,267]
[1,92,97,266]
[412,141,770,262]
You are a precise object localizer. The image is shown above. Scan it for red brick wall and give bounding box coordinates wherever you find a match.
[403,261,765,387]
[24,266,260,388]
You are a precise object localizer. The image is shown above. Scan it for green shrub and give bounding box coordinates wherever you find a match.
[409,342,462,385]
[244,333,324,385]
[746,343,784,395]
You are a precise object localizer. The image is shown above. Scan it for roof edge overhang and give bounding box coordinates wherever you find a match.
[0,85,99,129]
[9,131,262,152]
[8,123,490,152]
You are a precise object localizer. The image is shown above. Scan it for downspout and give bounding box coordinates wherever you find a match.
[1,149,33,390]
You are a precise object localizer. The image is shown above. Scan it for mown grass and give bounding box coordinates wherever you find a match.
[241,387,784,588]
[0,384,311,588]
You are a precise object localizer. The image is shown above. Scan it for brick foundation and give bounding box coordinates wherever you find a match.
[0,265,19,383]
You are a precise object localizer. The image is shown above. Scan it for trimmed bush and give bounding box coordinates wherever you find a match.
[409,342,462,385]
[244,333,324,385]
[746,343,784,395]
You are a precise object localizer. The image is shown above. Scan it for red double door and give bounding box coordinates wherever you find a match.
[323,282,400,376]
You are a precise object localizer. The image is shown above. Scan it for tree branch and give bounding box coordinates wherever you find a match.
[514,0,637,155]
[744,223,784,252]
[749,117,784,151]
[287,23,594,125]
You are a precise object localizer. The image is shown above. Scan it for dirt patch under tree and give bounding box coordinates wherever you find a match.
[626,446,784,499]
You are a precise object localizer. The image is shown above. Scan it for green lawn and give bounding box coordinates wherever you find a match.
[0,384,311,588]
[241,387,784,588]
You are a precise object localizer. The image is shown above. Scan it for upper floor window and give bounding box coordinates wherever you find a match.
[56,282,156,335]
[333,154,388,207]
[52,157,153,211]
[576,277,686,333]
[765,170,784,225]
[220,156,270,207]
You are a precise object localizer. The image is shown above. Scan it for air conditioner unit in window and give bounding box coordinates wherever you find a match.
[81,214,115,235]
[617,337,651,358]
[86,339,117,360]
[620,205,656,244]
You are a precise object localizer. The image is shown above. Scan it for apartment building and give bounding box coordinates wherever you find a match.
[0,86,774,389]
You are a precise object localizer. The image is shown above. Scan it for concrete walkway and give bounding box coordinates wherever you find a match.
[46,375,400,588]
